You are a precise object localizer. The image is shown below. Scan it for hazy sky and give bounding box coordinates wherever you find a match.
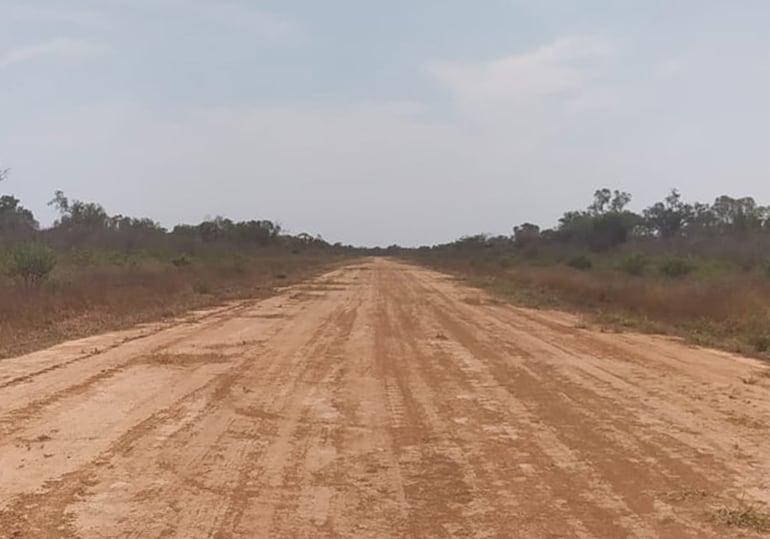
[1,1,768,246]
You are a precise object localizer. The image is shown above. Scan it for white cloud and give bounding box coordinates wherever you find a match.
[0,38,107,69]
[430,36,614,117]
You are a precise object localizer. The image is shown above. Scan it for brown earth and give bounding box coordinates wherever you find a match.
[1,258,769,538]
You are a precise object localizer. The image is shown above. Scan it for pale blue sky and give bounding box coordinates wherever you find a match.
[1,1,768,246]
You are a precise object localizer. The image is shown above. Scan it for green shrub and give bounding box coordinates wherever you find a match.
[659,257,696,278]
[566,255,592,271]
[618,254,648,276]
[171,254,192,268]
[5,242,57,287]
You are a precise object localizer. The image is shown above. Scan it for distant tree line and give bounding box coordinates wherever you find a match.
[514,188,770,251]
[0,174,342,252]
[425,187,770,267]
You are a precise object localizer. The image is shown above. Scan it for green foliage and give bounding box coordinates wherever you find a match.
[513,222,541,248]
[618,254,648,276]
[589,212,640,250]
[566,255,592,271]
[171,254,192,267]
[659,257,696,278]
[0,195,38,233]
[642,189,691,238]
[555,189,640,251]
[588,188,632,215]
[5,242,57,287]
[48,191,166,234]
[48,190,109,229]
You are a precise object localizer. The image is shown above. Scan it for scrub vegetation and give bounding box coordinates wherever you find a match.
[0,173,356,358]
[407,188,770,358]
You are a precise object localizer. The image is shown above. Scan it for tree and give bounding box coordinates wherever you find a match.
[513,222,541,248]
[109,215,165,234]
[0,170,38,235]
[688,202,718,235]
[588,189,631,215]
[48,190,110,229]
[588,188,612,215]
[590,212,640,250]
[235,220,281,245]
[0,195,38,233]
[6,242,57,288]
[710,195,767,234]
[609,190,632,213]
[557,211,593,242]
[454,234,492,250]
[642,189,693,238]
[555,188,639,250]
[48,190,69,216]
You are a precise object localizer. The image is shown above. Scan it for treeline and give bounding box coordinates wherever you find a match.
[0,169,359,356]
[532,189,770,248]
[429,188,770,267]
[0,170,357,288]
[0,177,345,253]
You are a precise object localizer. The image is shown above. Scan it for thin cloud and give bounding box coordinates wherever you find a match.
[0,38,107,69]
[153,0,302,42]
[200,3,300,41]
[429,36,614,114]
[0,5,106,27]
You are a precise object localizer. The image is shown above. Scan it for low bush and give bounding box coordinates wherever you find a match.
[171,254,192,267]
[5,243,57,288]
[618,254,647,276]
[659,257,696,278]
[566,255,592,271]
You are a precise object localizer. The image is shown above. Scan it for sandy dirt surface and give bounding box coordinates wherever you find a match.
[1,259,769,538]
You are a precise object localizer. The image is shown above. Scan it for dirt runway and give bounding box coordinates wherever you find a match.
[1,259,769,538]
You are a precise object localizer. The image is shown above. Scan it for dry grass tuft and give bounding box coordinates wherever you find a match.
[712,503,770,532]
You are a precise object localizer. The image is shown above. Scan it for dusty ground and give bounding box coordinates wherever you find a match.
[1,259,769,538]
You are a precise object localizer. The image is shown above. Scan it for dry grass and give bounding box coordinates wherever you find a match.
[0,252,352,359]
[509,266,769,322]
[712,502,770,532]
[409,253,770,359]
